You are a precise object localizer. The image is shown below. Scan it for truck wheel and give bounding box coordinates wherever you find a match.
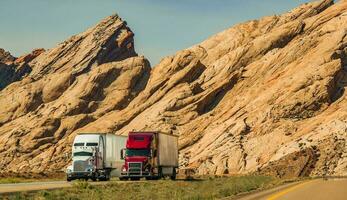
[91,177,97,182]
[99,177,106,181]
[170,168,177,180]
[67,177,72,182]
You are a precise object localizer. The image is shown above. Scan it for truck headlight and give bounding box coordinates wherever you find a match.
[66,165,73,173]
[86,167,93,172]
[122,167,127,172]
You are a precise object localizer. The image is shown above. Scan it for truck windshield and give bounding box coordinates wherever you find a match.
[73,152,93,157]
[86,143,98,146]
[126,149,150,157]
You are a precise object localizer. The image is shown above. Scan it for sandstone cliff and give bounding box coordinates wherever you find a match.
[0,0,347,177]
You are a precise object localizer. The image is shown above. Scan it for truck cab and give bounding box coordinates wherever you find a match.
[66,134,104,181]
[121,133,153,179]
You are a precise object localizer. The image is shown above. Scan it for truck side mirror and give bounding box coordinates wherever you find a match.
[120,148,125,160]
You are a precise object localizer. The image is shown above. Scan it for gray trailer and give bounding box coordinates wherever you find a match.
[66,133,127,181]
[157,133,179,176]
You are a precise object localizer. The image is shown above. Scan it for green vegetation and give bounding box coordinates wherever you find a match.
[0,178,29,184]
[5,175,281,200]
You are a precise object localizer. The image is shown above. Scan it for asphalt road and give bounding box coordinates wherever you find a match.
[237,178,347,200]
[0,180,112,194]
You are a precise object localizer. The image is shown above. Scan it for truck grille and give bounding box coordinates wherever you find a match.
[129,162,141,168]
[128,162,142,175]
[73,160,88,172]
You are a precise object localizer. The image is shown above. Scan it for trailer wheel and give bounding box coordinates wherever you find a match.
[99,176,109,181]
[170,168,177,180]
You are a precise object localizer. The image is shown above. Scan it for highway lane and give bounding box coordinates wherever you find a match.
[237,178,347,200]
[0,181,72,194]
[0,180,120,194]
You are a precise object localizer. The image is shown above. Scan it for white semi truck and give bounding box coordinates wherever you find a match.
[66,133,127,181]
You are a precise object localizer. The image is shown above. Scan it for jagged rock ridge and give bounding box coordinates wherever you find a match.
[0,49,15,63]
[0,48,46,90]
[0,0,347,177]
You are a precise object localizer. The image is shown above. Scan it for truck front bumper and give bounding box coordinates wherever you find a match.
[67,172,94,179]
[121,171,151,178]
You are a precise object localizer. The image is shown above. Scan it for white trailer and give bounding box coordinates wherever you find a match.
[104,134,127,177]
[66,133,126,181]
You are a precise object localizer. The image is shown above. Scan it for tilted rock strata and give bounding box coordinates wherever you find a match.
[0,0,347,177]
[0,15,148,172]
[83,0,347,177]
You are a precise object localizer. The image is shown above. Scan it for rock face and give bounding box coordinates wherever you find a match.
[0,0,347,177]
[0,49,45,90]
[0,49,15,63]
[0,49,16,89]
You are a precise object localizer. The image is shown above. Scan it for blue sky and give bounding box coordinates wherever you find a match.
[0,0,312,65]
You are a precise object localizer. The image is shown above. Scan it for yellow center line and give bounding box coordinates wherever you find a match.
[266,180,318,200]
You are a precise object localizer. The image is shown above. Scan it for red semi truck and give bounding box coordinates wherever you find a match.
[120,131,178,180]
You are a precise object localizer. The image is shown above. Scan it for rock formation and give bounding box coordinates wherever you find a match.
[0,0,346,177]
[0,48,45,90]
[0,15,148,172]
[0,48,15,63]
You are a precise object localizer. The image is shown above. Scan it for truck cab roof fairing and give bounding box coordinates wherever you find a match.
[74,134,101,145]
[126,132,153,149]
